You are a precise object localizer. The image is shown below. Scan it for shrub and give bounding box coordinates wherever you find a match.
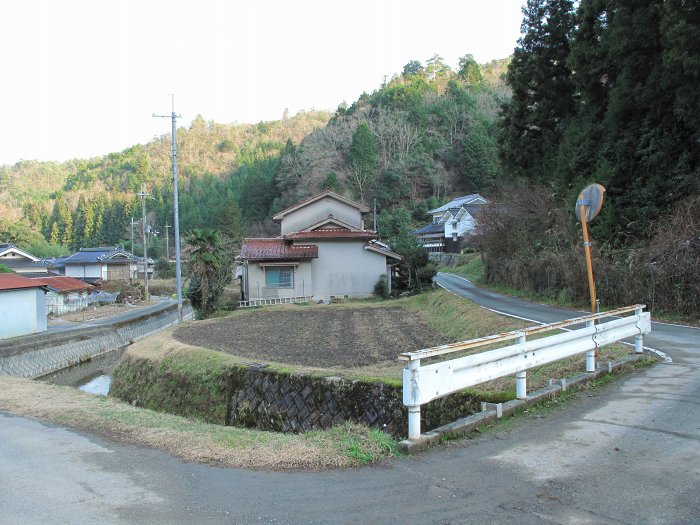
[373,275,390,299]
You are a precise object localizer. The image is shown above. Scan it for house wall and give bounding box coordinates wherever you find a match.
[280,197,363,234]
[0,288,47,339]
[245,261,314,300]
[311,240,386,301]
[66,263,102,279]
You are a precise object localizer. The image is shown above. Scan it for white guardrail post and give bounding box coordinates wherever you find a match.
[407,359,421,440]
[586,319,596,372]
[634,306,644,353]
[515,332,527,399]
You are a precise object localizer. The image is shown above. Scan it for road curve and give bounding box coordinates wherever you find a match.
[436,272,699,364]
[1,277,699,524]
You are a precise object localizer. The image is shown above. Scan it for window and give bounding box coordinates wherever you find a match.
[265,266,294,288]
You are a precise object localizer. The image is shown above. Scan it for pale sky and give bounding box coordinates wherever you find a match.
[0,0,524,166]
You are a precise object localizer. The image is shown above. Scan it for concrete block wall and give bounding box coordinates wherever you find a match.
[0,303,192,379]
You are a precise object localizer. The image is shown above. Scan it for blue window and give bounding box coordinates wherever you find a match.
[265,266,294,288]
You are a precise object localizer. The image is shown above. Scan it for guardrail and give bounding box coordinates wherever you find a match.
[399,305,651,441]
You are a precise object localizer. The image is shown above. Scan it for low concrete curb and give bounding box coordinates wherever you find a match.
[398,352,653,453]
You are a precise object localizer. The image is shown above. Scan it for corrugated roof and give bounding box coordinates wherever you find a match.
[240,239,318,260]
[0,274,48,291]
[428,194,486,215]
[283,229,378,241]
[31,276,94,293]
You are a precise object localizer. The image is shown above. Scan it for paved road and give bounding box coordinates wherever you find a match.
[46,297,180,333]
[1,276,698,524]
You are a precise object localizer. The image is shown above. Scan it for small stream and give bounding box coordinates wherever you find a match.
[41,347,126,396]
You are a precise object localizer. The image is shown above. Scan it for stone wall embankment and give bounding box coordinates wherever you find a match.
[111,350,486,437]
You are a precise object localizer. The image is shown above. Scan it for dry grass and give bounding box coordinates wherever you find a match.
[0,376,396,471]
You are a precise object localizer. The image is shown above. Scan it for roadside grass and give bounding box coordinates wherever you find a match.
[0,375,399,470]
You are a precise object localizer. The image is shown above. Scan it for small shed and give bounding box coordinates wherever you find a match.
[33,276,94,315]
[0,274,49,339]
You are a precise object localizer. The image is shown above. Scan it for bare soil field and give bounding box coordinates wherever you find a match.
[173,305,447,368]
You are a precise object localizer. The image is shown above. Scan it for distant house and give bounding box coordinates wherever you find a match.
[63,247,139,284]
[0,243,53,277]
[33,276,94,315]
[411,194,487,253]
[0,274,49,339]
[238,190,401,305]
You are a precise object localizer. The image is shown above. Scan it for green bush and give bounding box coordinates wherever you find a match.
[373,275,390,299]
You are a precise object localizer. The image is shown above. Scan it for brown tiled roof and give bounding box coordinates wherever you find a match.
[283,229,378,241]
[240,239,318,260]
[0,274,48,291]
[31,276,94,293]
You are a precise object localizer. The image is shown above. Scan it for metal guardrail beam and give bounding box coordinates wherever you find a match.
[400,305,651,441]
[398,304,646,362]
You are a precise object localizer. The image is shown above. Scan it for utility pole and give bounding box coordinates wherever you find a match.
[164,223,171,260]
[154,95,183,322]
[373,198,377,231]
[131,217,135,254]
[137,184,150,301]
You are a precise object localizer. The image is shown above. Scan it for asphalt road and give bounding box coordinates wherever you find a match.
[1,275,699,524]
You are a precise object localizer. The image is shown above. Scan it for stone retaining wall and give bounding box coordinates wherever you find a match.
[111,354,485,438]
[0,302,191,378]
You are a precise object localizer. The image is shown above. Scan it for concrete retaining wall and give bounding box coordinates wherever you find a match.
[0,302,191,379]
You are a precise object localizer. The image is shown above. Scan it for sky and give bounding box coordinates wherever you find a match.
[0,0,525,166]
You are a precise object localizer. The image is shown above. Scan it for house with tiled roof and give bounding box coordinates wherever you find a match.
[0,243,54,277]
[410,194,487,253]
[238,191,401,305]
[0,273,49,339]
[62,247,139,284]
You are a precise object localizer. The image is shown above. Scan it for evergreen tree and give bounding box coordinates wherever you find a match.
[347,122,378,202]
[73,194,94,248]
[49,222,60,245]
[499,0,576,182]
[217,198,244,244]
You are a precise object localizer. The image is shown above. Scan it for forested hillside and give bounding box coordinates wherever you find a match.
[0,111,330,255]
[488,0,699,317]
[1,55,509,255]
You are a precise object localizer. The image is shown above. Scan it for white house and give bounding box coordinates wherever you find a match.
[238,191,401,305]
[411,194,487,253]
[0,274,48,339]
[63,247,139,283]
